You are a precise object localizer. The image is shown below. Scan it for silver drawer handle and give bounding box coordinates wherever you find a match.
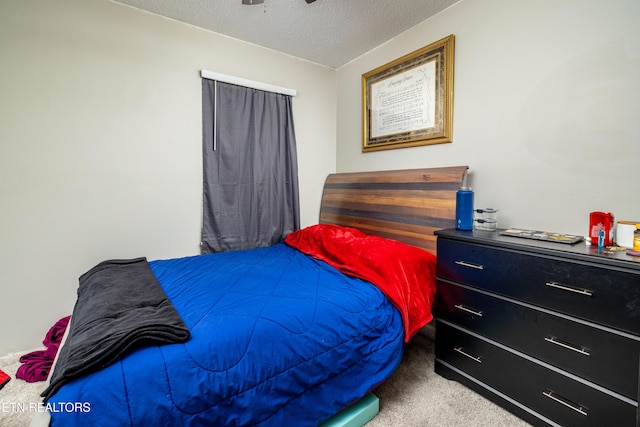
[454,347,482,363]
[542,391,588,416]
[545,281,593,297]
[544,337,590,356]
[454,304,483,317]
[454,260,484,270]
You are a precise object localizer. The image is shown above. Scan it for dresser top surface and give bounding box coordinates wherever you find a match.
[435,228,640,271]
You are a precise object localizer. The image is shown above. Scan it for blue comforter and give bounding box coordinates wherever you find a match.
[48,243,404,426]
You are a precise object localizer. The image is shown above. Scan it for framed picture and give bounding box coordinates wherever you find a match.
[362,35,455,152]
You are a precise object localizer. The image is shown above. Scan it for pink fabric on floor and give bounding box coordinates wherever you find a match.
[16,315,71,382]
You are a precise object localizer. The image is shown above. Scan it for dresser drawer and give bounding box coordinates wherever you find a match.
[436,238,640,335]
[435,320,638,427]
[435,279,640,399]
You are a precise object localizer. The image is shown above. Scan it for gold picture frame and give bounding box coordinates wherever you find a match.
[362,35,455,152]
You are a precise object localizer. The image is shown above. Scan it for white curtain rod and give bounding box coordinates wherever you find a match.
[200,70,297,97]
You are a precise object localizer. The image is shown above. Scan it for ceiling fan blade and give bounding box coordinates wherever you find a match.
[242,0,313,4]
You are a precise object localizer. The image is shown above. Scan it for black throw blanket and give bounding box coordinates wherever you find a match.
[41,257,190,401]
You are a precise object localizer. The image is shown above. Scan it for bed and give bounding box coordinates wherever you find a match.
[36,165,468,427]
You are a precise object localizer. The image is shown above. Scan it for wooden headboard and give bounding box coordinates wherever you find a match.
[319,166,468,254]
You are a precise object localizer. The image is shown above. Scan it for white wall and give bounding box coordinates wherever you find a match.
[2,0,638,356]
[0,0,336,354]
[337,0,639,236]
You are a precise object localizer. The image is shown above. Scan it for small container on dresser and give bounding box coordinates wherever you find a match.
[433,228,640,427]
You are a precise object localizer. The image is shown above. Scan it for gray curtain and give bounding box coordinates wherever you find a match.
[201,79,300,253]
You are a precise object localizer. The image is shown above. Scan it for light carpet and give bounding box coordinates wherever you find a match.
[367,324,531,426]
[0,324,531,426]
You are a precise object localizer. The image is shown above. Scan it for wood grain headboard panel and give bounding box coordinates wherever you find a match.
[319,166,468,254]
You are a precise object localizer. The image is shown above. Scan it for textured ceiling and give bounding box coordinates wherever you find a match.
[111,0,460,68]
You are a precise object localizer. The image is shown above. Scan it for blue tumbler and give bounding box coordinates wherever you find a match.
[455,187,474,230]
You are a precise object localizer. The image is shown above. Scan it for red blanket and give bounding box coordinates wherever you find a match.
[285,224,436,342]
